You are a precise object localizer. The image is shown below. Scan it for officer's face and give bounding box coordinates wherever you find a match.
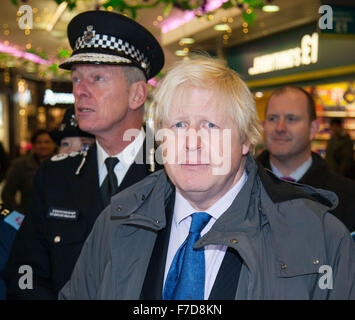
[71,64,131,139]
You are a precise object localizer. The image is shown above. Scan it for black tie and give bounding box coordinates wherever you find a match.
[100,157,119,207]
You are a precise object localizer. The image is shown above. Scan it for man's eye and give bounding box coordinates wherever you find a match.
[173,122,186,129]
[71,77,80,84]
[61,142,71,148]
[205,122,216,129]
[267,116,277,122]
[94,75,104,81]
[287,116,297,122]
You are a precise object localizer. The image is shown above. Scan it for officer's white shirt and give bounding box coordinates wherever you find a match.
[97,128,145,187]
[164,170,248,300]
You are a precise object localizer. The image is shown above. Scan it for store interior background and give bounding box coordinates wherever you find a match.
[0,0,354,168]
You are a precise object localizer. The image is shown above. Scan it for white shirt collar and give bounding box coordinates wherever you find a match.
[270,156,313,181]
[173,170,248,226]
[96,127,145,175]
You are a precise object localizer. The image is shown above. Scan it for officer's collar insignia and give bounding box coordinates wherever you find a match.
[51,153,68,161]
[69,151,79,157]
[70,113,78,127]
[83,25,95,44]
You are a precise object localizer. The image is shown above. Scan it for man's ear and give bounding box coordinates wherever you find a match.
[128,81,148,110]
[310,119,319,140]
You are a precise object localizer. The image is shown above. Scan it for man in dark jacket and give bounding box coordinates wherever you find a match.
[59,57,354,300]
[4,10,164,299]
[257,85,355,233]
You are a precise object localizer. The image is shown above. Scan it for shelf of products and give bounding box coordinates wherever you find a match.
[308,82,355,157]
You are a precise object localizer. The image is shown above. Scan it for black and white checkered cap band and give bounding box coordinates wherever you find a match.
[74,33,150,71]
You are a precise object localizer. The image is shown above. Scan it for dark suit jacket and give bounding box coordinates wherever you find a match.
[257,151,355,233]
[4,142,161,299]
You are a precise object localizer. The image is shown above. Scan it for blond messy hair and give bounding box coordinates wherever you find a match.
[151,55,262,150]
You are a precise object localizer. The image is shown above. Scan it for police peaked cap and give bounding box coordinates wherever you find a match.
[59,10,165,80]
[50,106,94,146]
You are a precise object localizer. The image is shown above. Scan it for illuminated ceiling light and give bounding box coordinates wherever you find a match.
[242,22,248,28]
[262,5,280,12]
[214,24,230,31]
[183,47,189,52]
[208,14,214,20]
[46,1,68,32]
[4,30,10,36]
[157,16,163,21]
[228,17,234,23]
[180,37,195,45]
[25,43,32,49]
[107,6,113,11]
[243,28,248,34]
[175,50,187,57]
[246,8,252,14]
[255,91,263,98]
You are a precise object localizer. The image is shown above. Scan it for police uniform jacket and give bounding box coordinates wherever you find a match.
[257,150,355,233]
[4,141,159,299]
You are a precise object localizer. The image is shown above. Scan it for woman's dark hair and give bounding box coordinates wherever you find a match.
[30,129,51,144]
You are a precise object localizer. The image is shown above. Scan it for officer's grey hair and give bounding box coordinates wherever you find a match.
[121,65,147,86]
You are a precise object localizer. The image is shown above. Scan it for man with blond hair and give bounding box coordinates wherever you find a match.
[60,56,354,300]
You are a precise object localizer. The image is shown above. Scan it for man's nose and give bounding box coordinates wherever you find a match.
[73,80,90,98]
[275,118,287,132]
[185,128,202,151]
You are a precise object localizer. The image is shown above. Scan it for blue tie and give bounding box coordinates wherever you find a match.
[163,212,211,300]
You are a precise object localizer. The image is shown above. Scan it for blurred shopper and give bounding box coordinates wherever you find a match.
[257,85,355,233]
[325,118,354,179]
[50,106,95,154]
[0,142,10,184]
[1,130,56,214]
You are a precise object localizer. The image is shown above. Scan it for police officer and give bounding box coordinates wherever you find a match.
[4,10,164,299]
[0,204,24,300]
[50,106,95,154]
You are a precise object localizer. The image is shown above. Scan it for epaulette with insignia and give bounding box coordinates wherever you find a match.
[51,151,81,162]
[51,153,69,162]
[0,203,24,230]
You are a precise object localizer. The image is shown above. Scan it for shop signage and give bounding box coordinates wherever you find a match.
[248,33,319,76]
[319,4,355,36]
[43,89,74,106]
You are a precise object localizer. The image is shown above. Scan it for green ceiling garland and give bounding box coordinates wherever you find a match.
[5,0,267,79]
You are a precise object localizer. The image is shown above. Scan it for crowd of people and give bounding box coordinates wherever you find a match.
[0,10,354,300]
